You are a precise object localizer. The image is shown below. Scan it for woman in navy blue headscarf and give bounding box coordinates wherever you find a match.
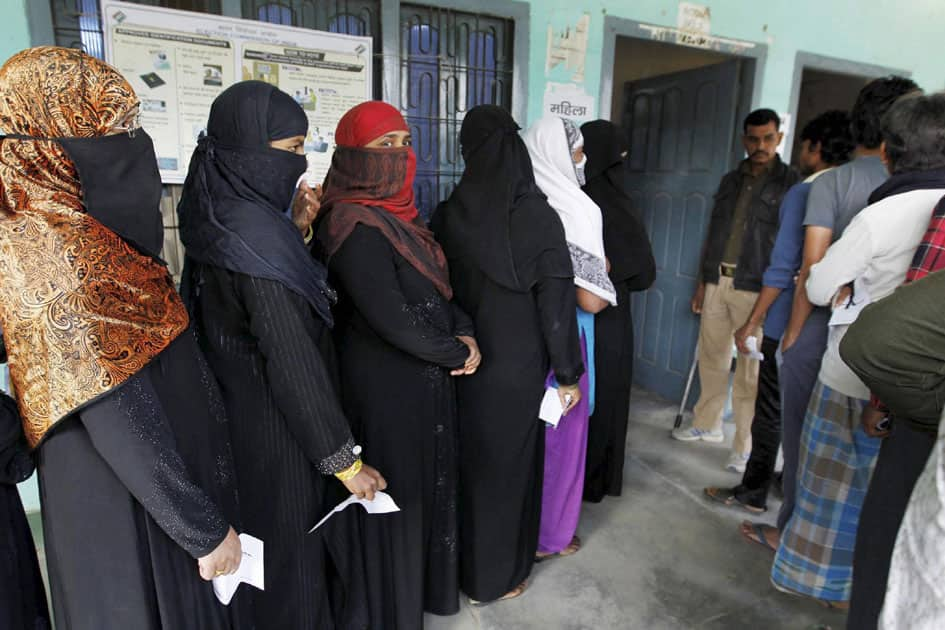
[178,81,385,630]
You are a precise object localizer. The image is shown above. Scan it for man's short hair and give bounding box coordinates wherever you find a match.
[850,76,920,148]
[881,91,945,174]
[743,108,780,133]
[799,110,855,166]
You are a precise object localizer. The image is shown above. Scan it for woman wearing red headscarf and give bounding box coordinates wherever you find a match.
[316,101,479,628]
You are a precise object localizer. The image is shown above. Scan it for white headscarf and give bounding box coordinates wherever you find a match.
[522,115,617,305]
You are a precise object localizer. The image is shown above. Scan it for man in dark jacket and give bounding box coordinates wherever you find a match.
[673,109,799,473]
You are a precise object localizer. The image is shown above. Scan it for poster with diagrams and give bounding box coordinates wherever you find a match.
[102,1,372,184]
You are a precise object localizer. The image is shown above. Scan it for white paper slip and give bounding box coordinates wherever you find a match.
[539,386,564,427]
[829,279,871,327]
[745,336,765,361]
[309,491,401,533]
[212,533,264,606]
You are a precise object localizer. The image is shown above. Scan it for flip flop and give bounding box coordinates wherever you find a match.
[740,521,778,552]
[468,580,528,606]
[704,486,766,514]
[535,535,581,563]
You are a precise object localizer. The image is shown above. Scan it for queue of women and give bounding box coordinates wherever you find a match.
[0,47,654,630]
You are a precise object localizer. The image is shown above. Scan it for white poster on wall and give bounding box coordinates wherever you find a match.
[542,82,596,124]
[102,1,372,184]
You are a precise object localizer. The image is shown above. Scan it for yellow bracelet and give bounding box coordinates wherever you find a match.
[334,459,362,481]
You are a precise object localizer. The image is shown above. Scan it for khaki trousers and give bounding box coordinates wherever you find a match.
[692,277,761,455]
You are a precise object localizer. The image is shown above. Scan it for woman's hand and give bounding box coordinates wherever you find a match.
[452,335,482,376]
[558,383,581,415]
[342,463,387,501]
[197,526,242,581]
[291,181,322,235]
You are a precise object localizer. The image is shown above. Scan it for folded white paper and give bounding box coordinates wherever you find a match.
[539,386,564,427]
[212,533,264,606]
[745,336,765,361]
[829,279,871,327]
[309,491,401,533]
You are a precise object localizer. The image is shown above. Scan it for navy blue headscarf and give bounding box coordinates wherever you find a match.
[178,80,334,325]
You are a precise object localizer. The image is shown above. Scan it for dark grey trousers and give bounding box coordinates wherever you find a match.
[775,307,829,532]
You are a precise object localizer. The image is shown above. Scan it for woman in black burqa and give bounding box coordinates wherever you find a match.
[579,120,655,502]
[431,105,583,603]
[178,81,385,630]
[315,100,481,628]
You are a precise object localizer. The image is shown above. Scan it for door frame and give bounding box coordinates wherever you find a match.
[598,15,767,131]
[784,51,911,162]
[380,0,530,127]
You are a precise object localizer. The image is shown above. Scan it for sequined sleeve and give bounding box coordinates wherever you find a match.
[235,274,357,475]
[535,275,585,386]
[330,225,471,369]
[79,374,229,559]
[450,301,475,338]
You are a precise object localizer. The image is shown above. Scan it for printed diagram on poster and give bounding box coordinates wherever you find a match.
[102,1,372,184]
[546,14,590,83]
[542,82,596,124]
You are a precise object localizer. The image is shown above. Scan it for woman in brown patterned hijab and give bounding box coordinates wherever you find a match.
[0,47,250,630]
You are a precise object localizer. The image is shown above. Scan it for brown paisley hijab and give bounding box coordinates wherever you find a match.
[0,47,188,447]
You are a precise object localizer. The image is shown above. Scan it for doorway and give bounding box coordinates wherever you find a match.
[786,52,909,165]
[599,25,764,404]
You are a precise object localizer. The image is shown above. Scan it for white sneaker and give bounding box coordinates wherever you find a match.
[726,452,750,473]
[671,426,724,443]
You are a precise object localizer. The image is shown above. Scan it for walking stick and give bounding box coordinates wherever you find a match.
[674,342,699,429]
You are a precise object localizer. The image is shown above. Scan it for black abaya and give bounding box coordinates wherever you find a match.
[37,330,252,630]
[444,242,582,602]
[327,224,470,629]
[430,105,582,602]
[0,391,51,630]
[188,264,367,630]
[580,120,656,502]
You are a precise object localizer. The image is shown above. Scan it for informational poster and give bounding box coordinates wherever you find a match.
[102,1,372,184]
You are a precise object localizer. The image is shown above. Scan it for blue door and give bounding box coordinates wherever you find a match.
[621,60,741,404]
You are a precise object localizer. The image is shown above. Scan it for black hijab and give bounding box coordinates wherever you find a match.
[178,81,334,325]
[580,120,655,289]
[431,105,572,292]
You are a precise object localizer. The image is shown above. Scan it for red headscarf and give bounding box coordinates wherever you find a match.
[318,101,452,298]
[330,101,419,223]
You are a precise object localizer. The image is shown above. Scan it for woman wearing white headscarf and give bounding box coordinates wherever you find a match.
[523,116,615,559]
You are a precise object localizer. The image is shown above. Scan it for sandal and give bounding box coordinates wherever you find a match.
[704,486,766,514]
[535,535,581,563]
[739,521,779,552]
[468,580,528,606]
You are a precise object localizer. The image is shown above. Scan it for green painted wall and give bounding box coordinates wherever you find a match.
[527,0,942,124]
[0,0,30,62]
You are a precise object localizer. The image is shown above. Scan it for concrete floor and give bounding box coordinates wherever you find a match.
[423,388,842,630]
[26,387,843,630]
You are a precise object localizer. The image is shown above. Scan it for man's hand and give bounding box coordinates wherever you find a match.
[291,181,321,236]
[691,281,706,315]
[197,526,241,581]
[834,285,853,309]
[861,404,891,439]
[734,321,756,355]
